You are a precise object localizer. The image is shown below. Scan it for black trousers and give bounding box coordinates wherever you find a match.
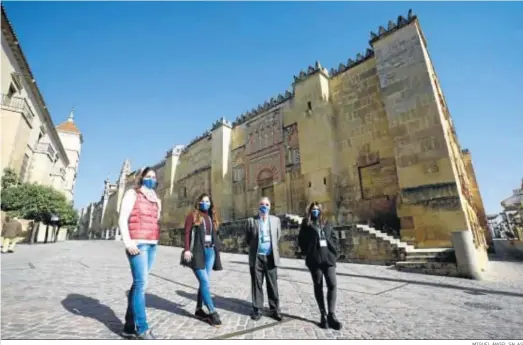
[309,264,337,314]
[250,254,280,312]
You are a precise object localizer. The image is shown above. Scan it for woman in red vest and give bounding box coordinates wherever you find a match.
[118,167,161,340]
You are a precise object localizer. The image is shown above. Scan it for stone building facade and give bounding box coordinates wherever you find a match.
[82,10,488,250]
[1,6,83,202]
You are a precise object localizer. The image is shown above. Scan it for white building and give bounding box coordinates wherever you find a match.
[1,5,82,202]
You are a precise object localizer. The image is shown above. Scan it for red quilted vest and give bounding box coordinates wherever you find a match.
[128,191,159,241]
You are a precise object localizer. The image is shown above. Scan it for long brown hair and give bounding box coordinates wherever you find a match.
[192,192,219,231]
[306,201,325,226]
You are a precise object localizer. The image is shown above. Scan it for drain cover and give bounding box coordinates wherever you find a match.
[464,302,503,311]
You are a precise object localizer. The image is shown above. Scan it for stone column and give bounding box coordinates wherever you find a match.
[211,119,233,223]
[451,230,483,280]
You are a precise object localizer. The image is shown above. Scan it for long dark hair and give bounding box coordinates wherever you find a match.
[306,201,325,226]
[134,166,156,191]
[192,192,219,230]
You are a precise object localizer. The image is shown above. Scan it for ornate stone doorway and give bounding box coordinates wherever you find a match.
[262,186,275,210]
[258,168,276,209]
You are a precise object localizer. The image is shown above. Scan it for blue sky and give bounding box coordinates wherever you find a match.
[3,1,522,214]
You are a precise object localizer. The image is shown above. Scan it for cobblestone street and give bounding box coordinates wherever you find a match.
[1,241,523,340]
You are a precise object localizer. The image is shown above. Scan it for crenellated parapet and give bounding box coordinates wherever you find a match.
[210,116,233,131]
[181,129,212,153]
[369,9,416,44]
[292,60,329,85]
[231,89,294,127]
[166,145,185,157]
[329,48,375,78]
[150,159,166,171]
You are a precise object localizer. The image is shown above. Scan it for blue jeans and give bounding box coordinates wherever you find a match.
[124,243,157,335]
[193,247,216,312]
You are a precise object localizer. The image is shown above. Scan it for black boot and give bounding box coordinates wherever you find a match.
[250,308,262,321]
[208,311,222,327]
[327,313,342,330]
[319,312,328,329]
[195,308,209,321]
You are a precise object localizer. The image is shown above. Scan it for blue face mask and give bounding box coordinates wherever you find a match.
[259,205,270,214]
[199,201,211,212]
[311,209,320,219]
[142,178,156,189]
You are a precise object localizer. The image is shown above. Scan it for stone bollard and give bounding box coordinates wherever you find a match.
[451,230,483,280]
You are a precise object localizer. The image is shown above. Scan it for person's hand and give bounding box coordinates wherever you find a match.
[126,243,140,256]
[183,250,192,262]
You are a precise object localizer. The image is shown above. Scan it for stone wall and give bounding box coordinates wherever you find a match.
[84,10,489,252]
[160,218,405,265]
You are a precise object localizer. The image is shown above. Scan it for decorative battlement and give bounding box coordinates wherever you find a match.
[210,116,233,131]
[369,9,416,44]
[292,61,329,85]
[166,145,185,157]
[181,129,212,153]
[183,10,417,137]
[150,159,166,171]
[329,48,375,78]
[231,89,294,127]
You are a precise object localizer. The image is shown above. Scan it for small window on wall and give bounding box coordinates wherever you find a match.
[307,101,312,111]
[7,84,17,98]
[323,177,327,185]
[308,181,312,188]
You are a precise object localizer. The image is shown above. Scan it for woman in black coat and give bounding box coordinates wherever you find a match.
[181,193,223,327]
[298,202,342,330]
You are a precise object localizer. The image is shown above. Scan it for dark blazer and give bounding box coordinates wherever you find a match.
[186,214,223,271]
[298,220,338,268]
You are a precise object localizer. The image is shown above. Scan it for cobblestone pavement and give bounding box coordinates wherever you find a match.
[1,241,523,340]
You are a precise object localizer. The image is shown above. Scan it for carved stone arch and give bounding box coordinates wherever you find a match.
[257,167,277,188]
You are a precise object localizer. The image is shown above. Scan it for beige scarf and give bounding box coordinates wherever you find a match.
[140,186,158,204]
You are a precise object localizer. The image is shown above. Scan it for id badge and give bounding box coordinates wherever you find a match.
[319,240,327,247]
[262,233,271,243]
[205,234,212,242]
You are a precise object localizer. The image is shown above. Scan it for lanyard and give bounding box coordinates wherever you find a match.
[202,216,213,235]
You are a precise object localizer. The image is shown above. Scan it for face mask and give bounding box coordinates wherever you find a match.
[259,205,270,214]
[199,201,211,212]
[142,178,156,189]
[311,209,320,219]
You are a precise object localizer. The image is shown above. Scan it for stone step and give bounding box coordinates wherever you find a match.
[406,248,454,256]
[354,225,414,252]
[395,261,459,277]
[404,254,456,263]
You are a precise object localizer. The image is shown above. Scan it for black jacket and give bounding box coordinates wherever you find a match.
[187,217,223,271]
[298,220,338,268]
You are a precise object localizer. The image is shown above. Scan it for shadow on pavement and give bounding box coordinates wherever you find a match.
[61,292,198,337]
[228,260,523,298]
[145,293,195,319]
[176,290,317,325]
[176,290,252,316]
[61,294,123,336]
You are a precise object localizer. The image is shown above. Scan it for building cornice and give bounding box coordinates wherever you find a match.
[1,5,70,167]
